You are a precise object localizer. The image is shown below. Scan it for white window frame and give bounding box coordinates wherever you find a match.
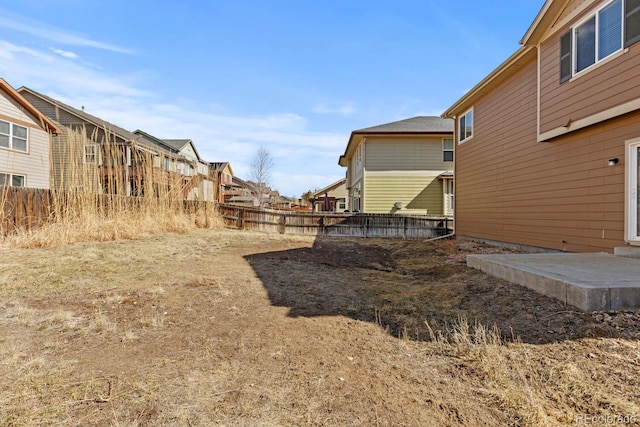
[458,109,473,143]
[443,138,454,162]
[0,119,28,152]
[572,0,624,76]
[445,179,454,212]
[84,144,97,164]
[0,172,26,187]
[626,138,640,244]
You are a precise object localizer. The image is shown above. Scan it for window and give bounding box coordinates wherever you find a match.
[443,138,454,162]
[458,109,473,142]
[0,119,28,152]
[560,0,640,82]
[0,172,25,187]
[446,180,454,212]
[84,144,96,164]
[337,198,346,210]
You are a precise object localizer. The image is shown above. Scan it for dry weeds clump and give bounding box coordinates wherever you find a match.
[423,316,640,426]
[0,127,224,249]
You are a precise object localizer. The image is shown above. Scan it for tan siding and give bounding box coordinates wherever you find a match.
[365,136,452,171]
[539,4,640,134]
[456,51,634,253]
[363,175,443,215]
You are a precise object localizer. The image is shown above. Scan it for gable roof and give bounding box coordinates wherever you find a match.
[0,79,62,135]
[17,86,137,142]
[210,161,234,175]
[163,138,202,162]
[520,0,571,46]
[339,116,453,166]
[313,178,346,198]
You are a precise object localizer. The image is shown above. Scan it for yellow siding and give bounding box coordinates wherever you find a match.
[364,175,443,215]
[365,135,452,171]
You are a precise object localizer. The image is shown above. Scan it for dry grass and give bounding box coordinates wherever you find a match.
[1,231,639,426]
[0,126,224,249]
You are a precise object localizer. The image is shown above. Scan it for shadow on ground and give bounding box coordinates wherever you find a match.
[245,237,620,345]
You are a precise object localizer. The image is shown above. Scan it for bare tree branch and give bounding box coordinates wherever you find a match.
[249,145,274,207]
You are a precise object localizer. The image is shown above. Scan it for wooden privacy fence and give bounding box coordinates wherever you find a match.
[0,187,215,234]
[0,187,54,233]
[218,205,453,239]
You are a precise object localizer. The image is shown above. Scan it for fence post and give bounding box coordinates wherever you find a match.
[239,208,245,230]
[279,213,286,234]
[403,216,407,240]
[363,215,368,239]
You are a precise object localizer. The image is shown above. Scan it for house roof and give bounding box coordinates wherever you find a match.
[133,129,179,155]
[339,116,454,166]
[313,178,346,198]
[0,79,62,135]
[442,0,568,119]
[210,161,234,175]
[353,116,454,134]
[520,0,571,46]
[163,138,202,162]
[17,86,137,142]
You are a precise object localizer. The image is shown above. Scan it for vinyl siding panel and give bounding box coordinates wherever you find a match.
[539,2,640,134]
[365,136,452,171]
[455,51,635,253]
[0,89,51,189]
[363,174,443,215]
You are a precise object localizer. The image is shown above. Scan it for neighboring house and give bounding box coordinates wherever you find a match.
[313,178,348,212]
[0,78,61,189]
[210,162,234,203]
[133,131,214,201]
[442,0,640,253]
[338,116,454,215]
[18,87,207,200]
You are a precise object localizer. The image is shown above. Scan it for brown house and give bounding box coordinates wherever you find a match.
[443,0,640,253]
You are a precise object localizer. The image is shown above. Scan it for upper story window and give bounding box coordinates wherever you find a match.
[84,144,97,164]
[0,172,25,187]
[561,0,640,82]
[0,119,28,152]
[443,138,454,162]
[458,109,473,143]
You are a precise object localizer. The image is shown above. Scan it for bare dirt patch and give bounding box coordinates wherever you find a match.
[1,230,638,426]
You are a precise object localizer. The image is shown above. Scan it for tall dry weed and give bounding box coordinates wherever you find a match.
[425,316,640,425]
[1,127,224,249]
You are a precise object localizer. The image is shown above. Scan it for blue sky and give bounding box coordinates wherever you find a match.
[0,0,542,197]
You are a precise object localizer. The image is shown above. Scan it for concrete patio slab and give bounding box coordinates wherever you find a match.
[467,253,640,311]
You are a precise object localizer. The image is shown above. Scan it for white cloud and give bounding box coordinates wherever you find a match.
[0,34,346,197]
[51,48,79,59]
[0,11,133,54]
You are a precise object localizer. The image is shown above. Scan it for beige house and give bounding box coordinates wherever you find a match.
[443,0,640,253]
[338,116,454,215]
[313,178,348,212]
[18,87,214,200]
[0,78,61,189]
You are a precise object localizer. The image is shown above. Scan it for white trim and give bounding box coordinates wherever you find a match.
[571,0,623,76]
[626,138,640,245]
[458,108,474,144]
[538,97,640,142]
[0,171,27,187]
